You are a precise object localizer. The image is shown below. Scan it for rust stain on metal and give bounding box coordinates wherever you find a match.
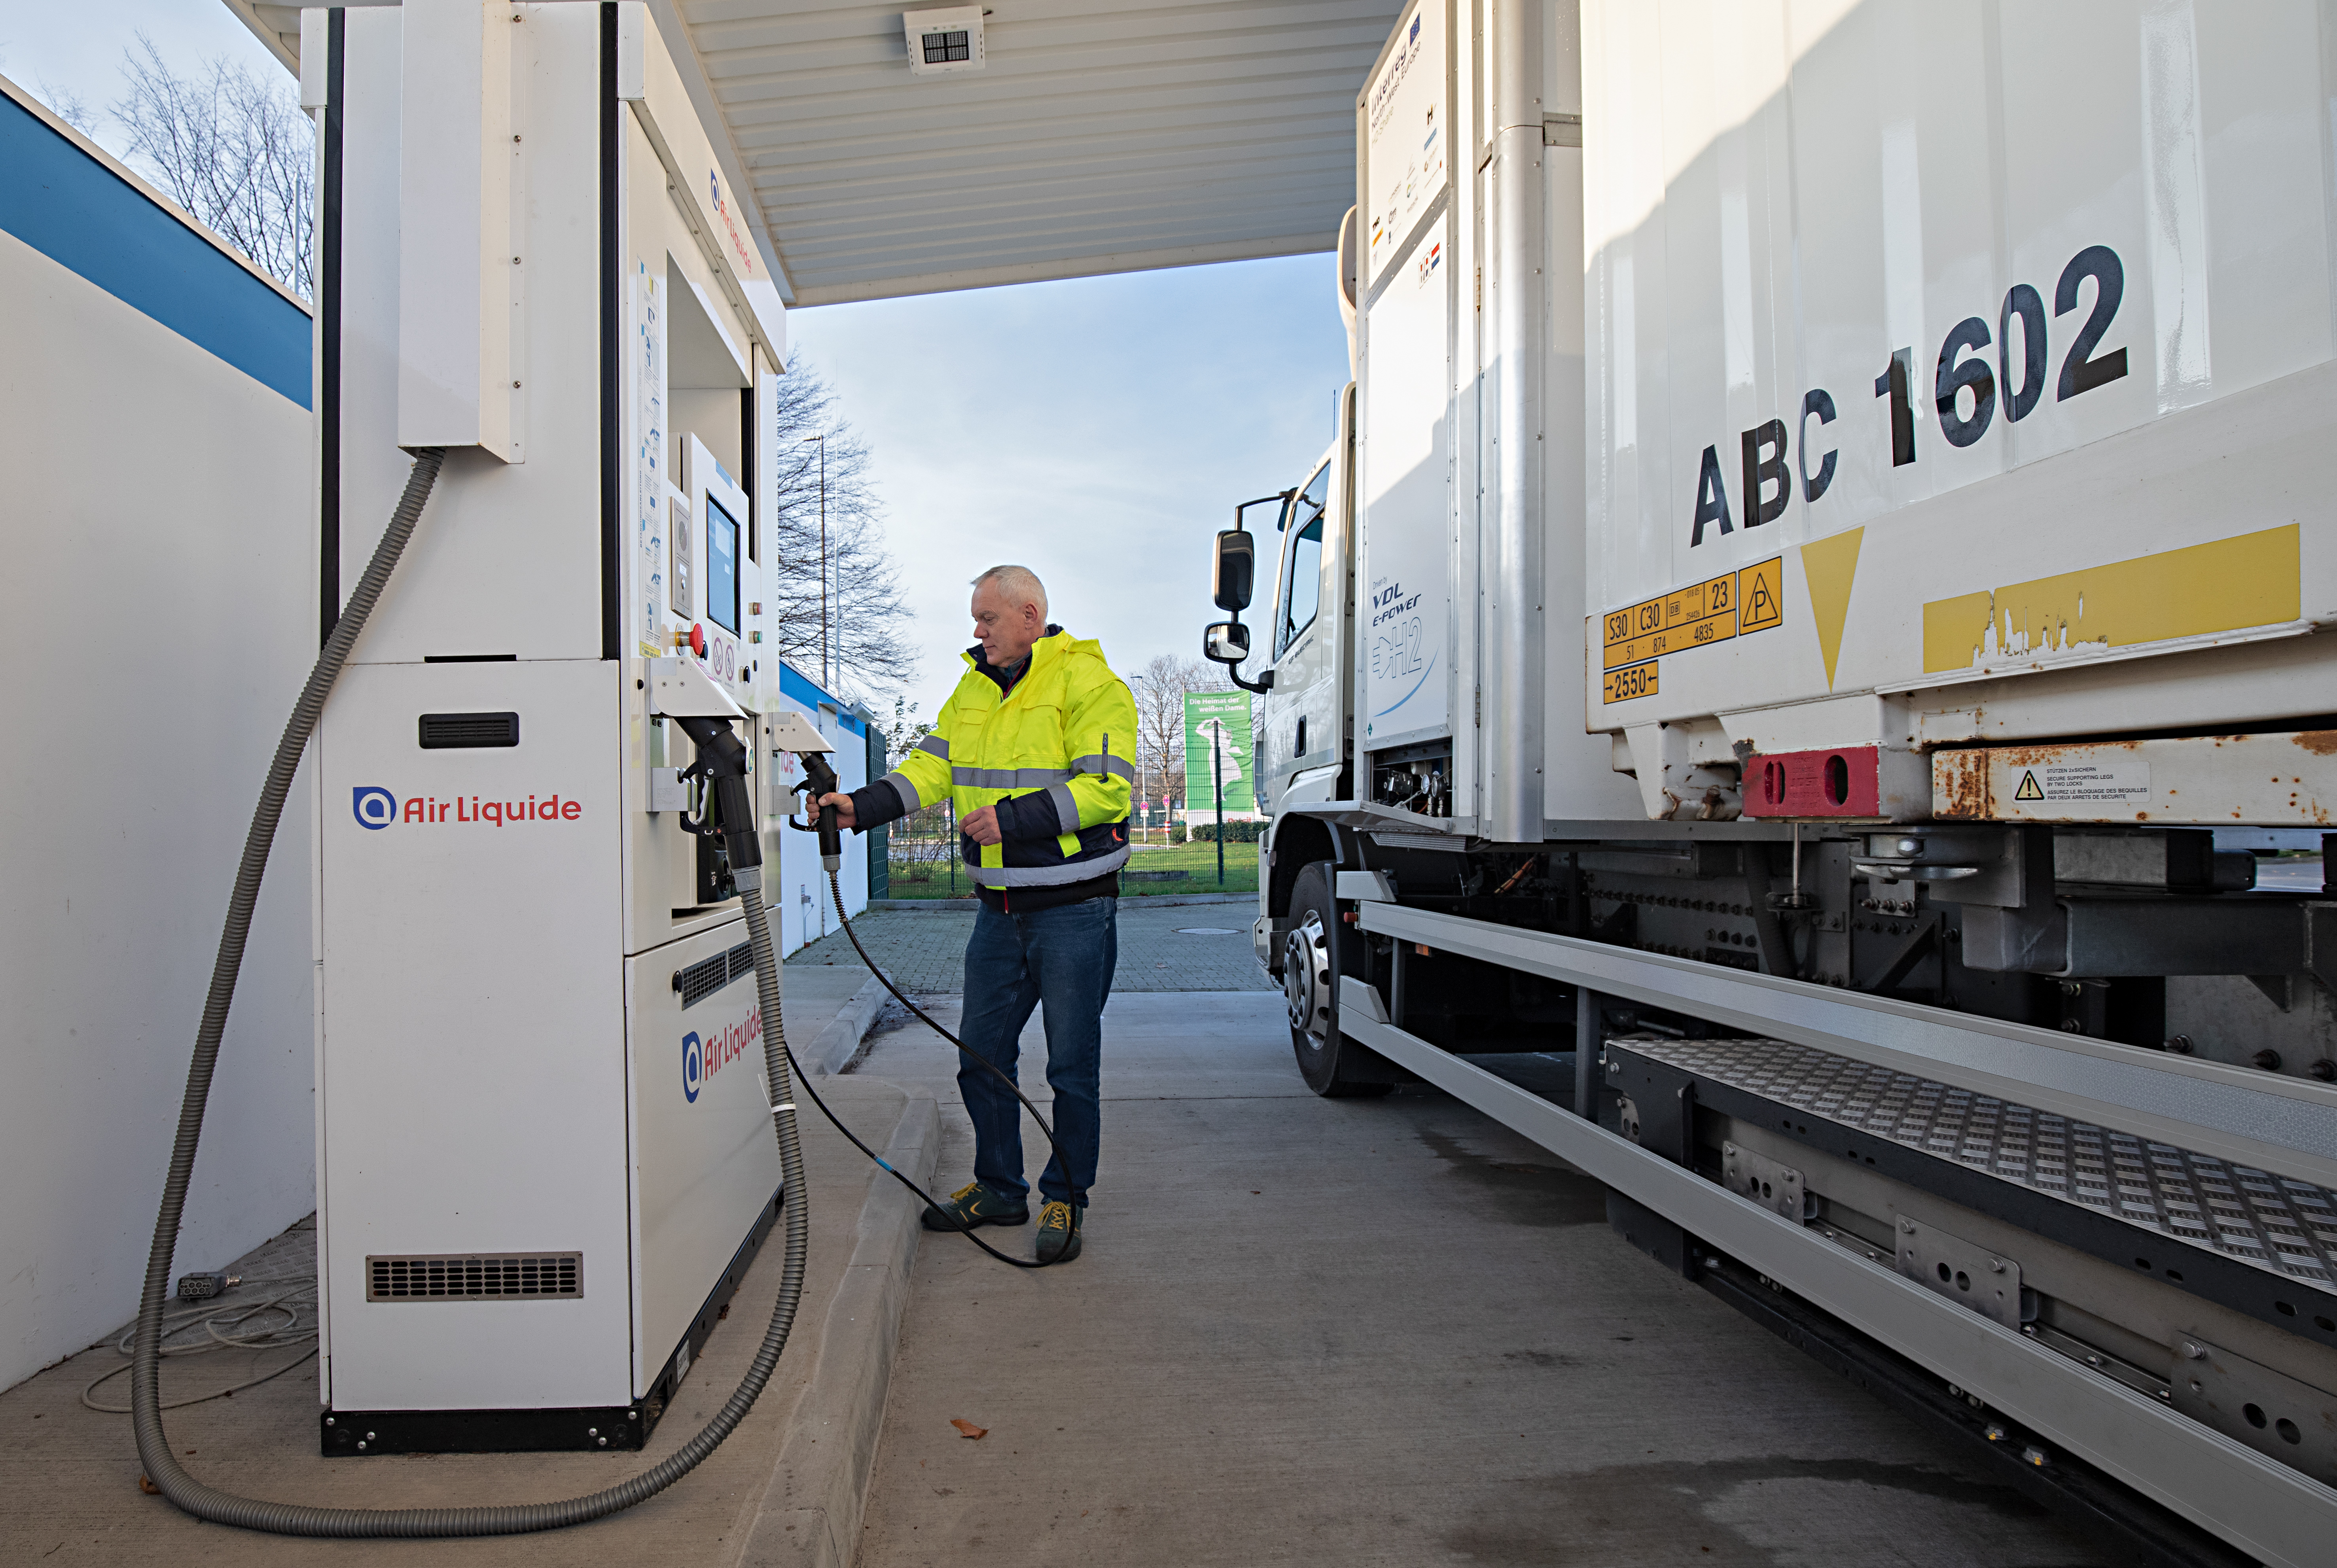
[2293,730,2337,756]
[1982,740,2134,770]
[1933,750,1991,819]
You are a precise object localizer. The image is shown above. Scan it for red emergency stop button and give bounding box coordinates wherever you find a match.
[689,622,706,657]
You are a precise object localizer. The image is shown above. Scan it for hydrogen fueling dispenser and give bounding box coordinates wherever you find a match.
[310,0,801,1453]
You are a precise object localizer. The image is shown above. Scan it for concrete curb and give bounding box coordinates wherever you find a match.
[805,976,890,1077]
[866,891,1254,911]
[736,1088,941,1568]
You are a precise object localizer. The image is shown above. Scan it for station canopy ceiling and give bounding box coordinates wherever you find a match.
[227,0,1404,306]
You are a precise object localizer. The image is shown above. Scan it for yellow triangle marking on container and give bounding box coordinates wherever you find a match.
[1800,526,1865,690]
[2015,769,2044,802]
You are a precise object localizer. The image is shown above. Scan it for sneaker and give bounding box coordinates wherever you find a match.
[920,1181,1029,1233]
[1035,1199,1083,1264]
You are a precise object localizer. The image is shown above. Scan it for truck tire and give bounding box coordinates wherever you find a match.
[1284,861,1394,1098]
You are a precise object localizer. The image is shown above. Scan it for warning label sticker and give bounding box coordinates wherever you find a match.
[2009,761,2151,805]
[1602,660,1659,705]
[1597,557,1784,672]
[1738,557,1784,634]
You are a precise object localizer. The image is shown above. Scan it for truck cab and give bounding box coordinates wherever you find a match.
[1204,389,1366,1049]
[1248,390,1354,819]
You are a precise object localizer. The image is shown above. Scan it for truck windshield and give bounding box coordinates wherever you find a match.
[1276,462,1329,656]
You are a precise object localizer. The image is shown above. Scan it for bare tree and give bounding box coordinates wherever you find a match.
[33,80,97,137]
[112,34,314,299]
[764,359,918,695]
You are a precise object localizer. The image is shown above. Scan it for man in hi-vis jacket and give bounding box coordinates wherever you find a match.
[818,564,1136,1263]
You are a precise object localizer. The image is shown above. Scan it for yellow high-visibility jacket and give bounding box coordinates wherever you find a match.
[859,629,1137,907]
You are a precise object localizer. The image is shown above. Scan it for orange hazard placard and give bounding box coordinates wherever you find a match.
[1597,558,1782,671]
[1738,557,1784,635]
[1601,660,1658,704]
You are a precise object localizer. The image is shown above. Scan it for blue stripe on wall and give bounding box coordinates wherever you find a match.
[776,661,865,734]
[778,662,824,709]
[0,93,311,408]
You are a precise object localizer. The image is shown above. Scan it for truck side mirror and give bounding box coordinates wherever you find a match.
[1203,622,1272,692]
[1212,530,1254,611]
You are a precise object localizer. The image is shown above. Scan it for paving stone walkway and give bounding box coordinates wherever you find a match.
[791,902,1275,994]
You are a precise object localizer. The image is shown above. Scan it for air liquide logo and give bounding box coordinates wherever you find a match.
[351,787,585,829]
[682,1008,761,1105]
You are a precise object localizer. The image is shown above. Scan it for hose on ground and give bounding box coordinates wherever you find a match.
[761,868,1077,1270]
[132,447,813,1536]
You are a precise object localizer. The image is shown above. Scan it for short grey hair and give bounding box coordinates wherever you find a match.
[971,564,1047,619]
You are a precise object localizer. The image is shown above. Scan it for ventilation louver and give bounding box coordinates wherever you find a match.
[673,942,753,1008]
[367,1253,580,1301]
[418,711,519,749]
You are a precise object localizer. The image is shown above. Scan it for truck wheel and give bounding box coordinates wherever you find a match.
[1284,861,1393,1099]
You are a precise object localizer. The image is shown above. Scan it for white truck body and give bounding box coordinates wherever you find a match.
[1220,6,2337,1560]
[1259,0,2337,838]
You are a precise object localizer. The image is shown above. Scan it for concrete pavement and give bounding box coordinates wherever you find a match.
[0,956,924,1568]
[7,903,2127,1568]
[848,989,2114,1568]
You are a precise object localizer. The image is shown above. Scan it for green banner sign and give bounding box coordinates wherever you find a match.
[1182,691,1254,814]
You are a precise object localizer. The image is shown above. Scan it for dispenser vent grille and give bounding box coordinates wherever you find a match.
[417,711,519,749]
[367,1253,581,1301]
[674,943,752,1008]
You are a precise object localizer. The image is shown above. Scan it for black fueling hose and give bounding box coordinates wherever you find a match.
[774,867,1080,1271]
[131,448,812,1536]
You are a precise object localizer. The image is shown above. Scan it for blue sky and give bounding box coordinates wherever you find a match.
[4,1,1354,722]
[0,0,267,162]
[794,261,1348,722]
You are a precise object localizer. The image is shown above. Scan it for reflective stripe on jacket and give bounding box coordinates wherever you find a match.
[873,630,1136,891]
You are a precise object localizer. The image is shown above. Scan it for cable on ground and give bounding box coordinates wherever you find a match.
[87,1267,318,1413]
[782,867,1079,1270]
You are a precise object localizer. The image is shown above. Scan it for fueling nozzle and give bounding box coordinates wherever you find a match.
[761,709,844,872]
[647,656,763,889]
[798,751,844,870]
[672,715,762,882]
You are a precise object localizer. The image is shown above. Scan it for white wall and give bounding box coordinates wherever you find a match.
[0,235,316,1388]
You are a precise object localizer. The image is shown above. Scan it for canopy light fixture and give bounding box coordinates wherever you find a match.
[904,5,985,76]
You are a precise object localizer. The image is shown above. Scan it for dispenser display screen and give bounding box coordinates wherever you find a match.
[705,496,740,635]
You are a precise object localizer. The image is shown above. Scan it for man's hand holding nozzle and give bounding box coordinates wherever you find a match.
[815,791,856,829]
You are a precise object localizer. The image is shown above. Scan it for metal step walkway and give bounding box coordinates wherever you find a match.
[1610,1034,2337,1333]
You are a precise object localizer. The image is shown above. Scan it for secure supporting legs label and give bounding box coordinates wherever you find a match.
[2014,761,2150,803]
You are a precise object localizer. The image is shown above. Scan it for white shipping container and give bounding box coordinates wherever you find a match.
[1579,0,2337,815]
[1342,0,2337,832]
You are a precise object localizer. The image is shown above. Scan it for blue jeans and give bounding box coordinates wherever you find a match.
[957,897,1115,1208]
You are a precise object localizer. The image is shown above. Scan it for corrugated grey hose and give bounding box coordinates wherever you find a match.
[133,448,811,1536]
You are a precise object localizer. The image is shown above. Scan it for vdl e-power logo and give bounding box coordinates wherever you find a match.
[351,788,585,830]
[682,1009,762,1104]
